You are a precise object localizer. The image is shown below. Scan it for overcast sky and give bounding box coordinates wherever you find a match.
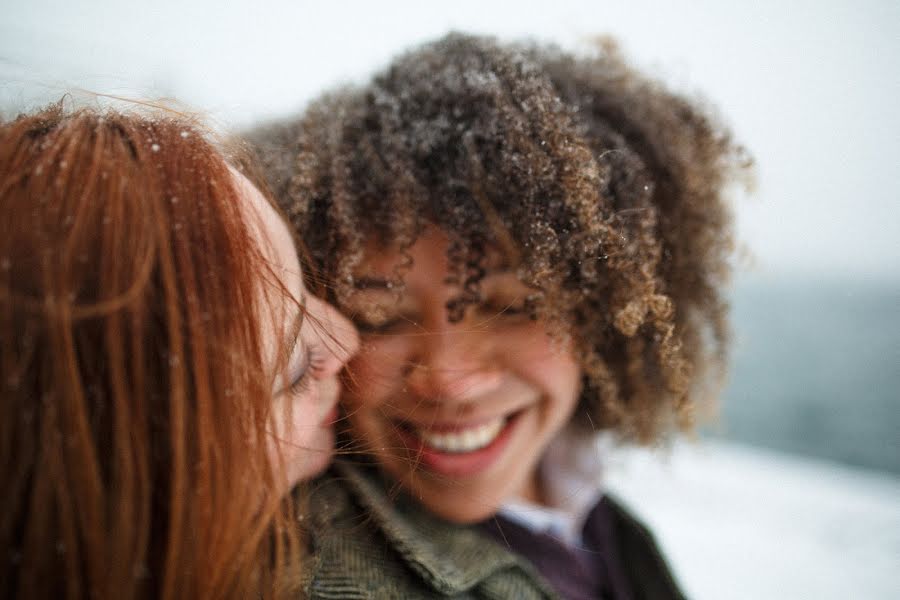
[2,0,897,281]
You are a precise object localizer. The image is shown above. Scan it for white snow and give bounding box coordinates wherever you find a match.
[604,440,900,599]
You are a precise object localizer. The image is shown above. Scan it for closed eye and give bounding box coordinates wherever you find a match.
[285,346,326,396]
[480,297,527,317]
[354,314,419,335]
[485,301,525,314]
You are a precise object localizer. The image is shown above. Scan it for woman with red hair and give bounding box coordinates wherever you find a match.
[0,104,358,599]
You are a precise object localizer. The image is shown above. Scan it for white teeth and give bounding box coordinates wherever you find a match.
[416,418,506,453]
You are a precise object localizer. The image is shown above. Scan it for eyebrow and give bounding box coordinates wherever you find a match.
[352,264,515,292]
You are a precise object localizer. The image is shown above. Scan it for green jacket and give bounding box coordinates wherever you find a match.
[303,461,687,600]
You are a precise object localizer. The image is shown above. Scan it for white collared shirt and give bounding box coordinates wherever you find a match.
[497,427,614,546]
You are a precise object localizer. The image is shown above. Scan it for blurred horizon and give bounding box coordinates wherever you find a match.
[715,275,899,476]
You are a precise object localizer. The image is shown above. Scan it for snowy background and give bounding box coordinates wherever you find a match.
[2,1,898,597]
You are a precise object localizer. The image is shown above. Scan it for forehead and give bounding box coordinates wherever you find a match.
[354,227,511,282]
[231,168,301,283]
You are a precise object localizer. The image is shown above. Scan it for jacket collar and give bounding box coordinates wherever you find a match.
[332,460,556,596]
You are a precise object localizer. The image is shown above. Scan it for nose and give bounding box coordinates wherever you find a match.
[310,297,360,380]
[405,322,502,404]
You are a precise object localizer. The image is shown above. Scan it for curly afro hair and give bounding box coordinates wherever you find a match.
[249,33,751,443]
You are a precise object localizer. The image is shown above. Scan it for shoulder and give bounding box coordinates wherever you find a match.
[600,494,689,600]
[303,467,434,598]
[304,461,560,600]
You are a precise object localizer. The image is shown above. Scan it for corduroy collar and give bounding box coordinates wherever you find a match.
[330,460,558,597]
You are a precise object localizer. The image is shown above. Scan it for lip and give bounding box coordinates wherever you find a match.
[393,411,522,477]
[320,403,339,426]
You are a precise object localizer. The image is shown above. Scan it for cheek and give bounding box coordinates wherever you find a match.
[272,392,319,447]
[532,350,581,399]
[268,394,335,487]
[505,327,582,404]
[341,353,397,451]
[342,337,409,408]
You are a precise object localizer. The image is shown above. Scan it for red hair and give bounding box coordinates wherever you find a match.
[0,104,302,599]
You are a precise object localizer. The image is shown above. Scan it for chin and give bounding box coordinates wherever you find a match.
[286,450,330,488]
[290,430,336,485]
[427,502,497,524]
[397,469,510,525]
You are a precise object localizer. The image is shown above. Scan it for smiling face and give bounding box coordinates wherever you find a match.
[234,171,359,491]
[342,228,582,523]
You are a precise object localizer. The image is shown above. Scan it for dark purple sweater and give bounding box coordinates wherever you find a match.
[478,497,636,600]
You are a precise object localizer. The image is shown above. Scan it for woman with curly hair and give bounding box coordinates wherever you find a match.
[0,104,358,599]
[252,33,749,599]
